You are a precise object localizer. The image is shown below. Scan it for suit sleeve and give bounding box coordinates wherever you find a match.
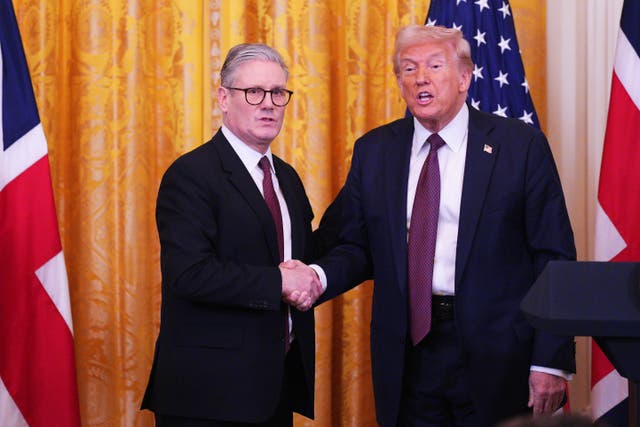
[156,157,282,311]
[525,131,577,372]
[315,139,374,301]
[311,186,346,259]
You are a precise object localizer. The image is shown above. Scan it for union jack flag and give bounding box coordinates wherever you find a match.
[0,0,81,425]
[593,0,640,424]
[426,0,539,129]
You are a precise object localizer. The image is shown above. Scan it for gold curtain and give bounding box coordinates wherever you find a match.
[14,0,545,425]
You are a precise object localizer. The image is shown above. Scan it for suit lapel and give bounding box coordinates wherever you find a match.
[385,118,414,297]
[213,131,281,264]
[455,108,499,286]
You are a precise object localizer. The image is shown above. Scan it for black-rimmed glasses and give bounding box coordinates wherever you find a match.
[224,87,293,107]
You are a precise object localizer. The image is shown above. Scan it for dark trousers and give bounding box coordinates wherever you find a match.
[155,344,300,427]
[398,319,479,427]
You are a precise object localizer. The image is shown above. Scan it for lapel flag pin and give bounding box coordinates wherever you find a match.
[483,144,493,154]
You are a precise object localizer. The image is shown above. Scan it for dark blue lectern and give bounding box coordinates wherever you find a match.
[521,261,640,427]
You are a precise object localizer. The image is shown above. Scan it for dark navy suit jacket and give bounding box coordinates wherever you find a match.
[316,106,577,426]
[142,129,316,422]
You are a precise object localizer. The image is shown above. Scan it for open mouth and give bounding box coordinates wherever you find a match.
[418,91,433,103]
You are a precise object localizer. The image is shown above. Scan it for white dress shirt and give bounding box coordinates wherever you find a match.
[222,126,292,262]
[407,104,468,295]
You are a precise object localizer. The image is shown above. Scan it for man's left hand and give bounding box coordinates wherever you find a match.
[528,371,566,416]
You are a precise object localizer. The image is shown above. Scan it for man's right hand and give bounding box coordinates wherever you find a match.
[279,260,322,311]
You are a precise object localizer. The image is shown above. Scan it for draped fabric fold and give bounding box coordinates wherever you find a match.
[12,0,544,424]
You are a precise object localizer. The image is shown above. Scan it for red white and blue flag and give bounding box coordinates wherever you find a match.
[425,0,540,129]
[0,0,81,425]
[592,0,640,424]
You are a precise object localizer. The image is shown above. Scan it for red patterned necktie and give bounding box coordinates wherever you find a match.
[407,133,445,345]
[259,156,284,261]
[258,156,289,352]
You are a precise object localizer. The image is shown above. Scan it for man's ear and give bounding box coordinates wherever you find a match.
[459,68,472,92]
[218,86,228,112]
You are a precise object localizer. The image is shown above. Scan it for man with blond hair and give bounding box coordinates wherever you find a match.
[307,24,576,426]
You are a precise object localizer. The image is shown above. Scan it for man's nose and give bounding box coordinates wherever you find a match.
[260,92,275,108]
[415,66,431,85]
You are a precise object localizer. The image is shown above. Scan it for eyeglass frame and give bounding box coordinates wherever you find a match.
[223,86,294,107]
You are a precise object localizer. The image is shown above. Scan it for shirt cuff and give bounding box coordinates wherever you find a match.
[530,365,573,381]
[309,264,327,292]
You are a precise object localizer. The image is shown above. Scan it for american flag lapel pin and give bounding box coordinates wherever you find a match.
[483,144,493,154]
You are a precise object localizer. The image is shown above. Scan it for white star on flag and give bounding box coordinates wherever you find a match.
[474,29,487,47]
[473,65,484,81]
[498,36,511,53]
[494,70,509,87]
[475,0,490,12]
[498,1,511,18]
[493,104,508,117]
[519,110,534,125]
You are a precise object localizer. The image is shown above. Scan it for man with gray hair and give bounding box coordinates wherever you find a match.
[141,43,322,426]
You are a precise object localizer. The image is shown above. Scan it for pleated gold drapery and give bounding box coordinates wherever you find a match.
[13,0,545,425]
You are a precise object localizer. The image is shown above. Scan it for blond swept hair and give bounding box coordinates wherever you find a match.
[393,24,474,75]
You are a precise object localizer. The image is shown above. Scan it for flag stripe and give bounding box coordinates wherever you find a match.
[0,124,48,191]
[36,252,75,333]
[614,30,640,110]
[0,377,29,427]
[594,202,626,261]
[591,363,629,419]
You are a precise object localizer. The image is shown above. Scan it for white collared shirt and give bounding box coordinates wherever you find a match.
[407,104,469,295]
[221,125,292,262]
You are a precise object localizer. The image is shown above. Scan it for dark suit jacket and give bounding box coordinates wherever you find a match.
[141,129,316,422]
[316,106,577,427]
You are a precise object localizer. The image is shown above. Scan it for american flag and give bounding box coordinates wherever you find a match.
[592,0,640,424]
[426,0,539,129]
[0,0,81,425]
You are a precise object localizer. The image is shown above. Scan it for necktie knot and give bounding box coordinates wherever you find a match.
[258,156,271,174]
[427,133,445,152]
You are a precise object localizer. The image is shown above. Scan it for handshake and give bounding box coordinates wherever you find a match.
[279,260,323,312]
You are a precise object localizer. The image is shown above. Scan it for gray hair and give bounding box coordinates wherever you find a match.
[220,43,289,87]
[393,24,474,75]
